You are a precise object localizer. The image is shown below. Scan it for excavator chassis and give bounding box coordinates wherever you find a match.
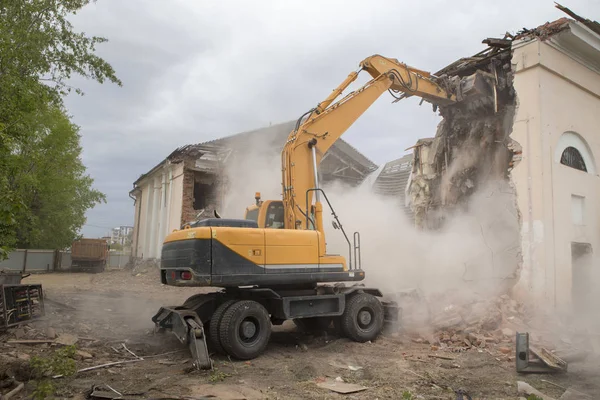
[152,284,400,370]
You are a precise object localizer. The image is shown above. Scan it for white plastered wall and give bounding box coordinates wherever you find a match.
[511,35,600,312]
[132,162,186,259]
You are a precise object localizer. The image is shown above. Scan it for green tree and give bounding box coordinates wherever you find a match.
[0,0,121,256]
[0,0,122,144]
[7,107,106,248]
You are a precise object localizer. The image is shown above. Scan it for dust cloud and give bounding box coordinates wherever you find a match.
[220,137,283,218]
[218,142,522,302]
[320,176,522,299]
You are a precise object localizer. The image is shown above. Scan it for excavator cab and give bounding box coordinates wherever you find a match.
[245,193,314,229]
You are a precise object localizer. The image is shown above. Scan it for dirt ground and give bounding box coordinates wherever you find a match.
[1,269,599,400]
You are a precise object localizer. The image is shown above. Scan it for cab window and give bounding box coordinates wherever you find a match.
[265,202,284,229]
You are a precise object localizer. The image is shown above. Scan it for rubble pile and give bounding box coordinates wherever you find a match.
[395,291,533,356]
[427,294,530,350]
[126,257,160,275]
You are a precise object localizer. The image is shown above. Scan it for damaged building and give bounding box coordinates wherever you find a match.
[406,5,600,311]
[129,121,377,259]
[129,4,598,313]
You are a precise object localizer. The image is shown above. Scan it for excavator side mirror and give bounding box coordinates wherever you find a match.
[332,221,339,230]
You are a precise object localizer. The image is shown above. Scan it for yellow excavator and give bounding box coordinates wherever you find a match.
[152,55,492,369]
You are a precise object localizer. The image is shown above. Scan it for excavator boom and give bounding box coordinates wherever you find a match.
[281,54,487,233]
[360,55,457,104]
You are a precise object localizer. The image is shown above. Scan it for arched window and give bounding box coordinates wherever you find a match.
[554,132,596,174]
[560,147,587,172]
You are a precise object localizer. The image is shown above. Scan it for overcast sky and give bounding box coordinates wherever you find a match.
[65,0,599,237]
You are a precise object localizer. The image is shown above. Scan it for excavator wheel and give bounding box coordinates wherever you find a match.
[209,299,237,355]
[340,293,384,342]
[219,300,271,360]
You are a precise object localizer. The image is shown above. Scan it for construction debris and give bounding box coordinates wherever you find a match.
[392,290,536,358]
[516,332,568,374]
[0,381,24,400]
[560,388,593,400]
[554,2,600,35]
[55,349,185,378]
[0,283,45,330]
[55,333,79,346]
[517,381,556,400]
[316,380,368,394]
[409,26,521,232]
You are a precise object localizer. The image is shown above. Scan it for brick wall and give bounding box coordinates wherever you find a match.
[180,167,225,226]
[181,168,195,226]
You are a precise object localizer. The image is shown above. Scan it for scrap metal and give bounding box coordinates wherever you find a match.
[516,332,568,374]
[0,272,45,330]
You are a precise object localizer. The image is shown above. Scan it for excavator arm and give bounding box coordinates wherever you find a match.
[281,54,484,233]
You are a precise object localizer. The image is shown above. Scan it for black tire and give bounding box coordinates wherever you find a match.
[293,317,333,333]
[209,299,236,355]
[219,300,271,360]
[341,293,384,342]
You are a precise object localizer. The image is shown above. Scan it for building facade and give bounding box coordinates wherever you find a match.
[510,17,600,312]
[110,226,133,246]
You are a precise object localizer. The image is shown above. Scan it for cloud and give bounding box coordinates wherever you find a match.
[62,0,599,237]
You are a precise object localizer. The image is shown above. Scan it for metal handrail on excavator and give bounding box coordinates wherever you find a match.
[305,188,356,270]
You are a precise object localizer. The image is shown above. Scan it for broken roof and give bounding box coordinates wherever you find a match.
[553,3,600,36]
[372,153,413,197]
[132,120,377,188]
[201,120,377,170]
[434,3,599,78]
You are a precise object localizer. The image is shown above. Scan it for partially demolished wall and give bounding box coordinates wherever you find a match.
[408,40,524,290]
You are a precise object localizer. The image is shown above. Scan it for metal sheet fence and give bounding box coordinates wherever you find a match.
[0,249,131,272]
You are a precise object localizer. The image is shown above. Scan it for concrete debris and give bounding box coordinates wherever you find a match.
[560,388,593,400]
[517,381,556,400]
[394,291,539,358]
[534,347,568,371]
[126,258,160,275]
[316,380,368,394]
[410,31,519,226]
[514,17,571,40]
[55,333,79,346]
[76,350,94,360]
[87,385,123,400]
[1,381,24,400]
[501,328,515,337]
[46,327,57,339]
[406,23,525,297]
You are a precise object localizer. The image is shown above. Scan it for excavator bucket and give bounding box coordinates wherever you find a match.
[457,71,493,100]
[442,70,498,113]
[395,69,497,113]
